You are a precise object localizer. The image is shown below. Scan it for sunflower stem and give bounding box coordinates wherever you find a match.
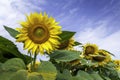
[30,52,33,72]
[32,52,37,71]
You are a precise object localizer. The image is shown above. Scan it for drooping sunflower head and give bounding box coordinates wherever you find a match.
[16,12,61,54]
[82,43,98,59]
[58,38,75,50]
[92,49,112,66]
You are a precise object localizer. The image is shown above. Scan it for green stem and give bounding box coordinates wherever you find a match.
[32,52,37,71]
[30,52,33,71]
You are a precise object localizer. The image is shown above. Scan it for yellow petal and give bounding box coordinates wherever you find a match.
[24,40,32,49]
[39,45,44,54]
[16,37,28,42]
[27,42,35,51]
[32,44,38,54]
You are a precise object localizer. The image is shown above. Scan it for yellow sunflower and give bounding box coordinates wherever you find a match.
[113,60,120,71]
[58,38,75,50]
[82,43,98,59]
[16,12,61,54]
[92,49,111,66]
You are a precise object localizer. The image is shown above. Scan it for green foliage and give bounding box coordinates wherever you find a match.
[4,25,19,39]
[50,50,81,63]
[74,41,82,46]
[0,58,26,80]
[72,70,93,80]
[56,69,72,80]
[59,31,76,43]
[90,73,103,80]
[2,58,26,71]
[36,61,57,80]
[0,36,31,64]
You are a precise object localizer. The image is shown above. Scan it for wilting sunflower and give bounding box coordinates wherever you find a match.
[82,43,98,59]
[113,60,120,71]
[92,49,111,66]
[16,12,61,54]
[58,38,75,50]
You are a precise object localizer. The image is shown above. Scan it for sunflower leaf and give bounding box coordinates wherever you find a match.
[90,73,103,80]
[56,69,73,80]
[0,36,31,64]
[10,70,44,80]
[4,25,19,39]
[2,58,26,71]
[50,50,81,63]
[72,70,93,80]
[59,31,76,43]
[74,41,82,46]
[36,61,57,80]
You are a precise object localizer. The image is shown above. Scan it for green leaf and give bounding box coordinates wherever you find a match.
[50,50,80,63]
[0,36,31,64]
[4,25,19,38]
[90,73,103,80]
[2,58,26,71]
[10,70,43,80]
[36,61,57,80]
[0,36,23,57]
[27,72,44,80]
[72,70,93,80]
[74,41,82,46]
[10,70,27,80]
[101,49,115,56]
[56,69,72,80]
[0,71,16,80]
[59,31,76,42]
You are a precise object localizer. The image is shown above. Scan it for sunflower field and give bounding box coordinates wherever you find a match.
[0,12,120,80]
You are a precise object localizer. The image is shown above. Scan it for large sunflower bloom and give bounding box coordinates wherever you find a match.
[82,43,98,59]
[58,38,75,50]
[92,49,111,66]
[16,12,61,54]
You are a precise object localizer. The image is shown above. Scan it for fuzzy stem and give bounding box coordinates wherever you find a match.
[32,52,37,71]
[30,52,33,72]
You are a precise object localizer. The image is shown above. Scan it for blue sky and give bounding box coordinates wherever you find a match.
[0,0,120,59]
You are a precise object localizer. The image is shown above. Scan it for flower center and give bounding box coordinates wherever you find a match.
[58,40,69,49]
[85,46,95,55]
[93,52,106,62]
[34,27,45,38]
[93,55,105,62]
[28,25,50,44]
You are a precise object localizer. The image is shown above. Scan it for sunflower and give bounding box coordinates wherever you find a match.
[58,38,75,50]
[113,60,120,71]
[82,43,98,59]
[16,12,61,54]
[92,49,111,66]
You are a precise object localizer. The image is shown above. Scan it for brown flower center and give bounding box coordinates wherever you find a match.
[93,52,106,62]
[58,40,69,49]
[28,25,50,44]
[85,46,95,55]
[93,55,105,62]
